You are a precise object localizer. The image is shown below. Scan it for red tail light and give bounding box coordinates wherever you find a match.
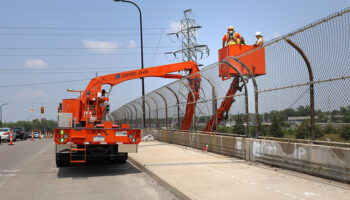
[4,132,9,135]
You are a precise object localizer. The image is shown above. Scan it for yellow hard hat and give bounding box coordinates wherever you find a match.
[227,26,234,31]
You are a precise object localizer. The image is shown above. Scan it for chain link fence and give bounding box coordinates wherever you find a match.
[108,7,350,143]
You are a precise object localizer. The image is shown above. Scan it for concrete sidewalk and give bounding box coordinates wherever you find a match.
[129,141,350,200]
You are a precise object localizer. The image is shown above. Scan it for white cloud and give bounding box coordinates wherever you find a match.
[128,40,136,48]
[16,88,47,99]
[169,21,181,32]
[82,39,119,53]
[25,59,48,69]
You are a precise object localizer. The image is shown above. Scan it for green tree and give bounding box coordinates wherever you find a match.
[217,125,230,133]
[233,114,245,135]
[323,124,338,135]
[295,120,323,139]
[296,106,310,116]
[343,114,350,123]
[269,113,284,137]
[340,125,350,140]
[3,118,57,132]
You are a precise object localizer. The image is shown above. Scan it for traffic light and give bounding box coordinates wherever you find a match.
[41,106,44,114]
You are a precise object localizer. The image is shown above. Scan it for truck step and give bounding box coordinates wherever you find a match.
[70,149,86,151]
[70,160,86,163]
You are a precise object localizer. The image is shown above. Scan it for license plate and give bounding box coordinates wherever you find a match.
[116,131,127,137]
[93,136,105,142]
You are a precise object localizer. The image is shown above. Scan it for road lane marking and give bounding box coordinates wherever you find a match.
[38,149,46,155]
[304,192,321,197]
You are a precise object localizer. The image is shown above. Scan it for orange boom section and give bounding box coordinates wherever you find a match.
[219,45,266,80]
[203,45,266,133]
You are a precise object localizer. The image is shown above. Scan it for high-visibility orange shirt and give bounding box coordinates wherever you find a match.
[222,32,241,41]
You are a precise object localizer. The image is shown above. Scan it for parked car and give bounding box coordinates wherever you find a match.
[26,132,33,138]
[33,132,40,138]
[12,126,26,140]
[0,128,17,142]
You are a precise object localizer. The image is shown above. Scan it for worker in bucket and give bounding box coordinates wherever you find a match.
[222,26,241,47]
[254,31,264,46]
[239,36,246,45]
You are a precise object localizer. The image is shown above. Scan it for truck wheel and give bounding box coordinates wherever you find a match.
[56,153,69,167]
[118,153,128,164]
[118,159,127,164]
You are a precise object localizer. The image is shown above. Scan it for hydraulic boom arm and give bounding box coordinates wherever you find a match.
[73,61,200,128]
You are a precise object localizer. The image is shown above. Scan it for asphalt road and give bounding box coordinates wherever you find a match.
[0,139,178,200]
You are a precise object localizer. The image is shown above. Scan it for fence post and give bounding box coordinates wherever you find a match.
[285,38,315,140]
[166,86,181,130]
[125,106,134,128]
[230,57,260,137]
[180,79,197,130]
[147,95,159,129]
[134,100,145,128]
[155,91,168,130]
[198,72,218,132]
[221,59,250,136]
[121,108,128,124]
[144,100,152,128]
[130,103,139,128]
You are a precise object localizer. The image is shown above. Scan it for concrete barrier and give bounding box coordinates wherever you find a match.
[143,129,350,183]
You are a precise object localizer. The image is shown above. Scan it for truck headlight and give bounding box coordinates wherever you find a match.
[60,138,64,143]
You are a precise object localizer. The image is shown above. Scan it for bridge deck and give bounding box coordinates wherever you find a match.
[129,141,350,200]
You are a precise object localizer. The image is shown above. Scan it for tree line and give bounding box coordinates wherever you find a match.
[216,105,350,141]
[1,118,58,133]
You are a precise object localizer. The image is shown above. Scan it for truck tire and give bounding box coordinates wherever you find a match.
[118,153,128,164]
[56,153,69,167]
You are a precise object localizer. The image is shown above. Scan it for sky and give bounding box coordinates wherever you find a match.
[0,0,349,122]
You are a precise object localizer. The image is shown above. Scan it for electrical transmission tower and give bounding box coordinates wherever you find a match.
[166,9,209,71]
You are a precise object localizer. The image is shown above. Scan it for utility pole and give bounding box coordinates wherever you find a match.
[114,0,146,128]
[0,103,9,127]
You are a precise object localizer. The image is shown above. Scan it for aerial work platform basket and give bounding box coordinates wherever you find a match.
[218,45,266,80]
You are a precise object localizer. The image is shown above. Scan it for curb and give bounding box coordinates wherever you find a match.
[128,156,191,200]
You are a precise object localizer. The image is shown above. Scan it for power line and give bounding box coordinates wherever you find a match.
[0,33,167,36]
[0,46,178,50]
[0,71,123,75]
[0,100,59,105]
[0,66,139,70]
[149,29,165,66]
[0,5,179,12]
[0,52,166,56]
[0,79,91,88]
[0,26,169,30]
